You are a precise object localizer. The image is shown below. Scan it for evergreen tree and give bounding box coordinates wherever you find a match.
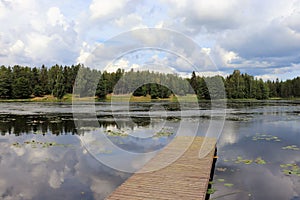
[12,77,31,98]
[53,68,65,99]
[39,65,50,95]
[0,66,12,98]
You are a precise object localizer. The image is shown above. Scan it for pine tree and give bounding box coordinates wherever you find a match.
[53,68,65,99]
[0,66,12,98]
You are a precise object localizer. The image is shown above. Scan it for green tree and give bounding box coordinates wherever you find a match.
[0,66,12,98]
[225,70,246,99]
[53,68,65,99]
[12,77,31,98]
[11,65,32,99]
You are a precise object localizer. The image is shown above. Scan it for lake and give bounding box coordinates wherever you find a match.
[0,100,299,199]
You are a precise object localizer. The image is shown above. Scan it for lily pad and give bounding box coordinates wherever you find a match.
[11,142,22,148]
[154,131,174,137]
[224,183,234,187]
[233,156,267,165]
[216,167,227,172]
[207,188,216,194]
[105,130,128,137]
[282,145,300,151]
[252,134,281,142]
[255,157,266,165]
[280,163,300,176]
[13,140,71,148]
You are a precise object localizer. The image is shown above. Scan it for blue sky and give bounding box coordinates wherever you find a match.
[1,0,300,80]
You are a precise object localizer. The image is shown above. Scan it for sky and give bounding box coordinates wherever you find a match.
[1,0,300,80]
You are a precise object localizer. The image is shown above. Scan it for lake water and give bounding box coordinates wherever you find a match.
[0,100,299,199]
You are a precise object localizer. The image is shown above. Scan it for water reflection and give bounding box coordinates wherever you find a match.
[0,101,300,199]
[0,114,178,136]
[212,111,300,200]
[0,138,130,200]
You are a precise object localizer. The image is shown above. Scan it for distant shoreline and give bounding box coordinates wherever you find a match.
[0,93,299,103]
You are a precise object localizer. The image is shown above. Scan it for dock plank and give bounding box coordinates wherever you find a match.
[106,136,216,200]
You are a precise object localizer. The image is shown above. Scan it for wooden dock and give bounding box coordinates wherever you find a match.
[106,136,216,200]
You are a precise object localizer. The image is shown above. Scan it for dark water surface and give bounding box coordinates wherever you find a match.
[0,101,299,199]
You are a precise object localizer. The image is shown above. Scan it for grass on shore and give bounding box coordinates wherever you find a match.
[1,93,300,103]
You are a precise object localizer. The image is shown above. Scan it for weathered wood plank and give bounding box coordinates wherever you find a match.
[106,136,216,200]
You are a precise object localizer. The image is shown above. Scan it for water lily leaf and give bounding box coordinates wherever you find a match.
[255,157,266,165]
[207,188,216,194]
[282,145,300,151]
[224,183,234,187]
[280,163,300,176]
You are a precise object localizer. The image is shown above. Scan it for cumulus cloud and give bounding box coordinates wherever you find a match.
[48,170,64,189]
[161,0,244,34]
[89,0,130,20]
[0,1,79,66]
[0,0,300,80]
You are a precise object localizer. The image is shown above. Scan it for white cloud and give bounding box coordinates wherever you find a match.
[0,0,299,80]
[77,42,94,64]
[0,0,79,66]
[48,170,64,189]
[90,177,115,199]
[9,40,25,55]
[255,74,279,81]
[47,7,69,30]
[115,13,143,28]
[89,0,130,20]
[197,71,228,78]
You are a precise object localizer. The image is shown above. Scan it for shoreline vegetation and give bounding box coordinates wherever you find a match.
[0,93,300,103]
[0,64,300,102]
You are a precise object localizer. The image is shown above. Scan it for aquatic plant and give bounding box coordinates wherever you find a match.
[252,134,281,142]
[11,140,71,148]
[280,163,300,176]
[154,131,174,137]
[207,188,216,194]
[233,156,266,165]
[105,129,128,137]
[282,145,300,151]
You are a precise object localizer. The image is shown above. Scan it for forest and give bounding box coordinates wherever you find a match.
[0,64,299,100]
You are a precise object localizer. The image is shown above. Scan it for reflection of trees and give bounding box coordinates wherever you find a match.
[0,115,158,136]
[0,115,77,136]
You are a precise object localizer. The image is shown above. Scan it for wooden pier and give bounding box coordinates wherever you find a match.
[106,136,216,200]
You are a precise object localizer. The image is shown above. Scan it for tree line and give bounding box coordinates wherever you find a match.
[0,64,299,100]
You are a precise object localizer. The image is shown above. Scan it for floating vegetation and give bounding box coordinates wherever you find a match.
[12,142,22,148]
[226,117,249,121]
[208,181,215,185]
[98,149,113,154]
[154,131,174,137]
[33,130,45,135]
[78,127,98,131]
[166,116,180,122]
[282,145,300,151]
[12,140,71,148]
[254,157,267,165]
[154,127,174,137]
[105,129,128,137]
[207,181,216,195]
[233,156,266,165]
[252,134,281,142]
[216,167,227,172]
[207,188,217,195]
[209,177,235,196]
[280,163,300,176]
[234,156,253,164]
[224,183,234,187]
